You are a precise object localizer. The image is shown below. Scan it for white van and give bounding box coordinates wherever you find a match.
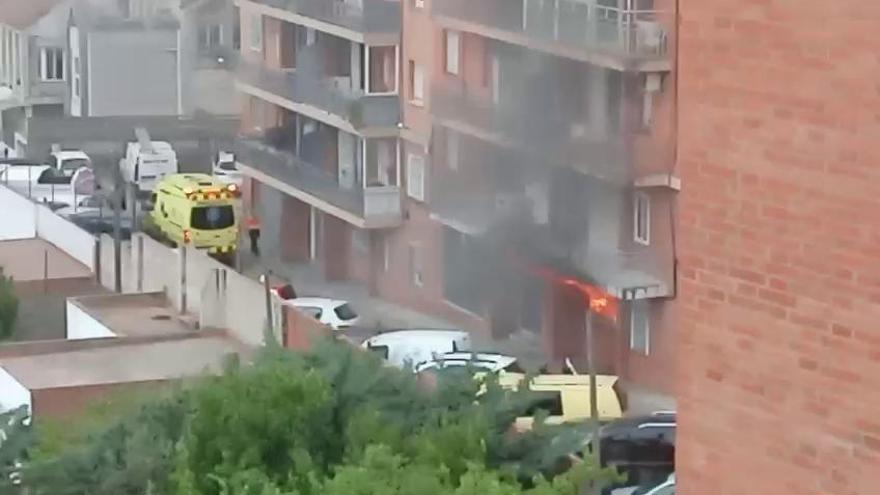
[120,140,178,192]
[361,329,472,370]
[49,150,91,178]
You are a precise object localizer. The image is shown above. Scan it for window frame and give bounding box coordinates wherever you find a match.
[39,46,65,82]
[633,191,651,245]
[409,243,424,287]
[629,299,650,356]
[444,30,460,75]
[409,60,425,106]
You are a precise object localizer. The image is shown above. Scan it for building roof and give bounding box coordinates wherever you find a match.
[0,0,65,30]
[1,335,245,390]
[0,238,91,282]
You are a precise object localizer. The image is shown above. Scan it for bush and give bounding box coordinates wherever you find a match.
[0,267,18,340]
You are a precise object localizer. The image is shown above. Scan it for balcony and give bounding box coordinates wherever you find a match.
[236,59,399,131]
[235,136,402,228]
[431,83,629,185]
[254,0,400,35]
[432,0,669,71]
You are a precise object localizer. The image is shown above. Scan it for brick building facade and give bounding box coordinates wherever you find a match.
[677,0,880,492]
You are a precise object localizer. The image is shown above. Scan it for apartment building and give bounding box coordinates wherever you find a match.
[235,0,678,406]
[234,0,403,283]
[676,1,880,493]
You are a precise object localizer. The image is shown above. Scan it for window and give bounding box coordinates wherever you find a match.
[446,130,459,170]
[630,300,650,355]
[334,303,358,321]
[305,27,316,46]
[249,14,262,51]
[406,153,426,201]
[40,47,64,81]
[413,0,425,8]
[367,45,398,94]
[300,307,322,320]
[409,61,424,105]
[444,30,460,75]
[409,244,424,287]
[199,24,223,48]
[524,391,564,417]
[634,191,650,245]
[191,205,235,230]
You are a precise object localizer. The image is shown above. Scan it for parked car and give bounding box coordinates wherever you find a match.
[628,474,675,495]
[212,151,242,185]
[361,329,472,369]
[414,352,524,373]
[285,297,360,330]
[599,411,676,492]
[54,195,110,217]
[49,149,92,178]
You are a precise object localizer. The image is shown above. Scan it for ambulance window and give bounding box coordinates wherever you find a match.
[191,205,234,230]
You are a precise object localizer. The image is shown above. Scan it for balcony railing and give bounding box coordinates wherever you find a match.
[236,59,399,129]
[235,136,402,228]
[432,83,629,184]
[433,0,668,63]
[256,0,400,34]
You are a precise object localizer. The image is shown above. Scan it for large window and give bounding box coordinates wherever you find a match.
[249,13,262,51]
[443,227,485,315]
[444,30,460,75]
[409,60,424,105]
[367,45,398,94]
[630,300,650,355]
[199,24,223,49]
[191,205,235,230]
[40,47,64,81]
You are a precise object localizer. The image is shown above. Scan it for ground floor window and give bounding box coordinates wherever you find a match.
[630,299,650,355]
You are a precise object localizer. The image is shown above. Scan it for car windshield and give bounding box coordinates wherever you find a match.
[191,205,234,230]
[334,303,357,320]
[61,158,90,172]
[218,162,237,171]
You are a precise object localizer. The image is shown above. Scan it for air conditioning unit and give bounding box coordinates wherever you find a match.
[636,21,666,51]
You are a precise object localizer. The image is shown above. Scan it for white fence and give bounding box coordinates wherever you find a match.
[35,205,96,270]
[0,186,37,240]
[0,185,96,270]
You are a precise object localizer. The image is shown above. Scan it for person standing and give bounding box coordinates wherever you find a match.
[246,214,261,257]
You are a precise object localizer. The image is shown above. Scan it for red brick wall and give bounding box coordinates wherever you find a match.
[677,1,880,493]
[31,381,167,419]
[280,194,310,263]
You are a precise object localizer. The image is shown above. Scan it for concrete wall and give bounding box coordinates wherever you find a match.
[0,367,31,413]
[35,205,96,270]
[98,233,272,347]
[0,185,36,240]
[65,300,116,340]
[86,29,180,116]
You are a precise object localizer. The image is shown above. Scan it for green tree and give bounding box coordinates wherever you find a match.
[21,339,620,495]
[0,267,18,339]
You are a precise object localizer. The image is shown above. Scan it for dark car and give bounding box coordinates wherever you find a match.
[600,412,676,493]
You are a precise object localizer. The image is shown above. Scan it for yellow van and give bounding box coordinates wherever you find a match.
[146,174,239,262]
[494,372,623,431]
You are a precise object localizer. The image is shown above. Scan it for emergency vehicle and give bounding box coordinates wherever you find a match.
[144,174,240,264]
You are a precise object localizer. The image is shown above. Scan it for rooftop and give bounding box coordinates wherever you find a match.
[0,238,91,282]
[70,292,200,338]
[1,335,246,390]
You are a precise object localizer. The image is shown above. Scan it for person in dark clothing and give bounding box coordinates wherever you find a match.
[246,215,261,256]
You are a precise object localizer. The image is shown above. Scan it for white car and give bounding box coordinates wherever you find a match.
[286,297,360,330]
[362,329,472,370]
[54,195,110,217]
[212,151,242,186]
[49,150,91,178]
[414,352,523,373]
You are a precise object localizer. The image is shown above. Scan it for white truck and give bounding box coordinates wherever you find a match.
[119,129,178,193]
[48,150,92,178]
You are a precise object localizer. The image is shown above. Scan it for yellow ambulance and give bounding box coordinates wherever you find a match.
[145,174,240,262]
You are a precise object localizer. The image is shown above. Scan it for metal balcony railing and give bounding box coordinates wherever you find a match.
[431,83,630,184]
[256,0,400,34]
[235,136,402,228]
[433,0,668,62]
[236,59,399,129]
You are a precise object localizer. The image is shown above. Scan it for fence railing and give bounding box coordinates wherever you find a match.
[257,0,401,33]
[433,0,668,60]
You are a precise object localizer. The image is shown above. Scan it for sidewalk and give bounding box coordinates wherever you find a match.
[238,250,456,331]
